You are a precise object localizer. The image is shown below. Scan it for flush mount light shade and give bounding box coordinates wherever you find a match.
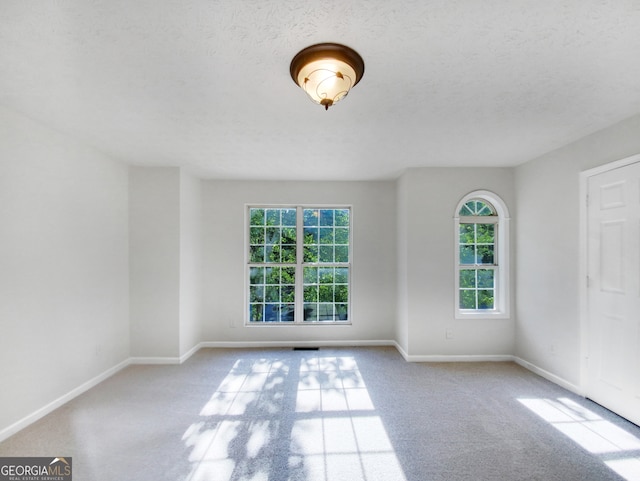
[290,43,365,110]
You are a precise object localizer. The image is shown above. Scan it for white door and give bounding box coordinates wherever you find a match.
[586,160,640,426]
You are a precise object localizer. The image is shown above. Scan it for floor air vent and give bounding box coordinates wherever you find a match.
[293,347,319,351]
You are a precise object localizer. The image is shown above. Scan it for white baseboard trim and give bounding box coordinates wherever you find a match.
[403,354,515,363]
[199,340,397,349]
[0,358,130,443]
[129,357,182,365]
[179,343,202,363]
[513,357,583,396]
[393,342,409,361]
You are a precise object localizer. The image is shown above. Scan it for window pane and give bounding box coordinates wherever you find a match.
[250,246,264,263]
[478,290,494,309]
[459,205,473,216]
[250,227,264,244]
[266,209,280,226]
[335,268,348,283]
[304,209,350,264]
[304,227,318,243]
[460,245,475,264]
[250,304,263,322]
[264,304,279,322]
[318,304,334,321]
[250,208,265,226]
[249,286,264,302]
[335,304,348,321]
[477,269,494,288]
[335,209,349,226]
[460,290,476,309]
[265,245,280,263]
[265,267,279,284]
[319,227,334,244]
[459,224,475,243]
[319,268,334,284]
[248,252,296,322]
[460,270,475,288]
[335,228,349,244]
[319,246,334,262]
[304,209,319,226]
[320,209,334,226]
[304,304,317,321]
[281,246,296,263]
[303,266,349,323]
[282,267,295,284]
[335,285,348,303]
[250,207,296,265]
[304,285,318,302]
[304,267,317,284]
[476,245,494,264]
[319,285,333,302]
[282,286,295,302]
[477,224,494,243]
[249,267,264,284]
[282,227,296,244]
[265,227,280,244]
[280,305,295,322]
[459,200,496,216]
[335,246,349,263]
[303,245,318,262]
[282,208,296,226]
[265,286,279,302]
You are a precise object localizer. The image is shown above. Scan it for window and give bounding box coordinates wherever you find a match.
[454,191,510,319]
[247,206,351,324]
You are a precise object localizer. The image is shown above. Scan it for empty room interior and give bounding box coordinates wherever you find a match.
[2,1,640,480]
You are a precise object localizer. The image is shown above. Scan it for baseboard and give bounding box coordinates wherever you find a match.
[403,354,515,363]
[0,358,130,443]
[513,357,583,396]
[129,357,182,365]
[199,340,397,349]
[179,343,202,363]
[393,341,409,361]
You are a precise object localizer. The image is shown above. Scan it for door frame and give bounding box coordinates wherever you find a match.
[579,152,640,395]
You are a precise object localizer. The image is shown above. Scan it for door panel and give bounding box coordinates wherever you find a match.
[587,161,640,426]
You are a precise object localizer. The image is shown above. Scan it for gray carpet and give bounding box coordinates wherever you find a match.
[1,347,639,481]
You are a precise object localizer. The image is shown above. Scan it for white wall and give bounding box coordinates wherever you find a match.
[395,174,410,353]
[396,167,516,358]
[201,180,397,344]
[0,107,129,433]
[515,113,640,385]
[179,171,203,357]
[129,167,181,358]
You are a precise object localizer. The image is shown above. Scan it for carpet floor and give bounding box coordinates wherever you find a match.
[1,347,640,481]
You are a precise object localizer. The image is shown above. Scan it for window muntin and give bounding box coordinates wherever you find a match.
[455,193,510,319]
[247,206,351,324]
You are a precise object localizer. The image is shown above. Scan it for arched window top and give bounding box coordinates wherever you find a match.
[459,200,496,217]
[454,190,510,220]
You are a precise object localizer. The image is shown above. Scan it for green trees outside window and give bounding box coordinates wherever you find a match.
[248,207,350,323]
[458,200,496,310]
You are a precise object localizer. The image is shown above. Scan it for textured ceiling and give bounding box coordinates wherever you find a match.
[2,0,640,180]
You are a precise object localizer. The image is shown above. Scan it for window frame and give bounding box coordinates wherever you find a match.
[454,191,510,319]
[245,204,352,326]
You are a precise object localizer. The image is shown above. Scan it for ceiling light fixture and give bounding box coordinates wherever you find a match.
[290,43,365,111]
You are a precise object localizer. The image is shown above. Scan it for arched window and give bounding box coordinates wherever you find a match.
[454,191,510,319]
